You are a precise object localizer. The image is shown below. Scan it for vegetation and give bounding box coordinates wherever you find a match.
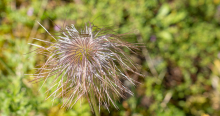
[0,0,219,115]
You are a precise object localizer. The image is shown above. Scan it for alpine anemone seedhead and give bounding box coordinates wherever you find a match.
[30,22,141,111]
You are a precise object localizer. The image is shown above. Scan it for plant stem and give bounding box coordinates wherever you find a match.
[83,58,99,116]
[89,90,100,116]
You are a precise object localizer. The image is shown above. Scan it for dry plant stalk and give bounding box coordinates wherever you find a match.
[29,22,142,112]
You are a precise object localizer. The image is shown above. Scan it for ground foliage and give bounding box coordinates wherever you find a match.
[0,0,220,116]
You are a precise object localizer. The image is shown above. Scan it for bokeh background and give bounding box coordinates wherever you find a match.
[0,0,220,116]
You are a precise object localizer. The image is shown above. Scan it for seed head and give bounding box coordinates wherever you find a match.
[29,22,141,111]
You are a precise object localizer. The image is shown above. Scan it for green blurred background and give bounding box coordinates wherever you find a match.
[0,0,220,116]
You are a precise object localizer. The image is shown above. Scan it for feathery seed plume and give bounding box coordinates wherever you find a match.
[29,22,141,112]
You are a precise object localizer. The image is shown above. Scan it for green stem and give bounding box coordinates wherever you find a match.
[83,59,99,116]
[89,90,100,116]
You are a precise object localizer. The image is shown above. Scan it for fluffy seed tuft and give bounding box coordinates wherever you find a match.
[29,22,142,111]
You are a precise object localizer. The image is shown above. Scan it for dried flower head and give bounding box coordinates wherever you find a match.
[29,22,141,111]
